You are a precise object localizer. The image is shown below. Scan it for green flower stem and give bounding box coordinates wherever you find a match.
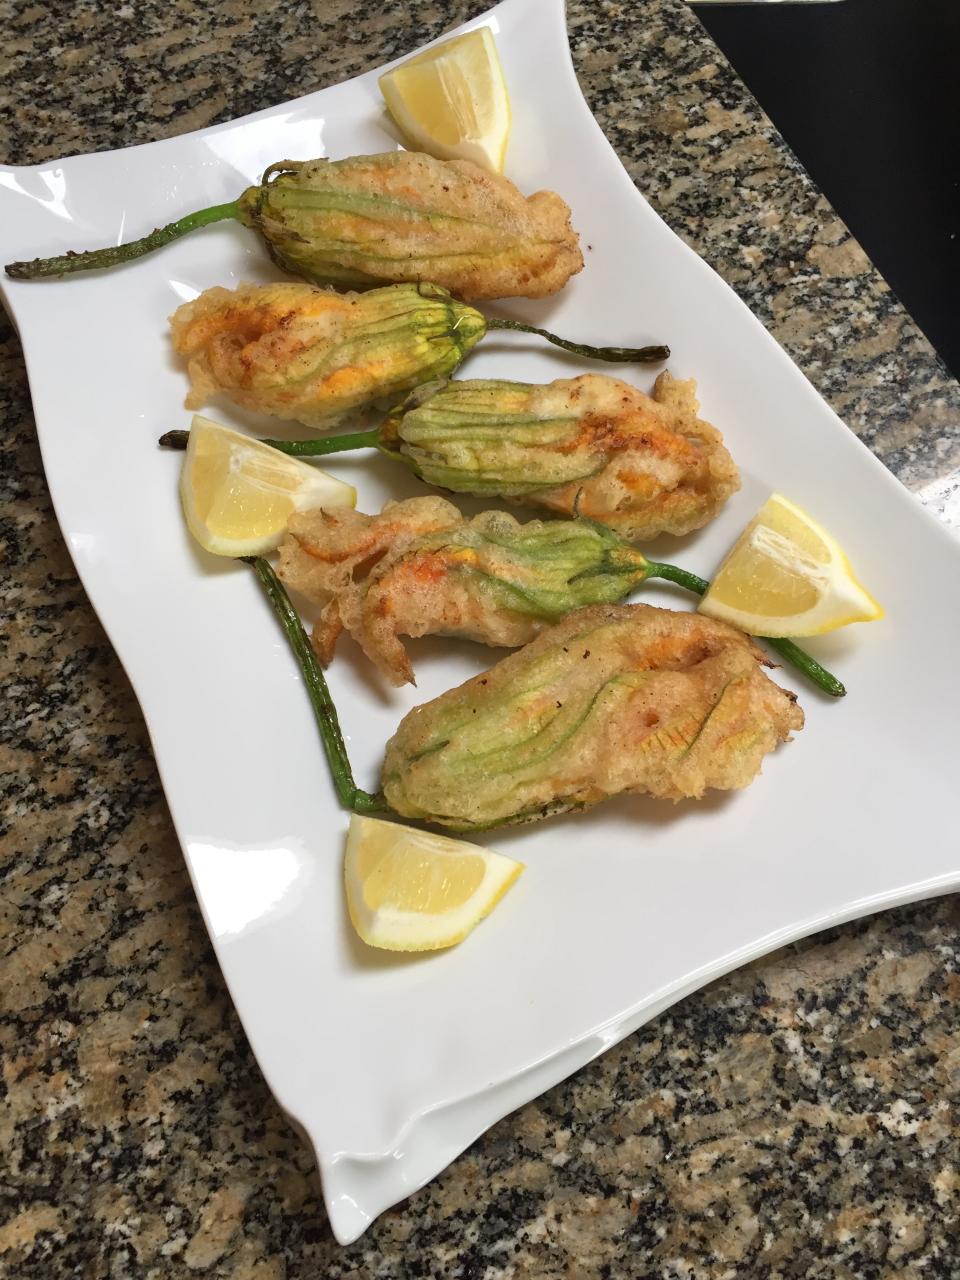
[645,560,846,698]
[262,428,382,456]
[762,638,846,699]
[644,560,709,597]
[158,428,380,456]
[485,318,669,364]
[5,202,240,280]
[248,556,387,815]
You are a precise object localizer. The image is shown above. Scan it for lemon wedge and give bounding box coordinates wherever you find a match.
[698,493,883,637]
[344,814,523,952]
[378,27,511,173]
[179,415,355,557]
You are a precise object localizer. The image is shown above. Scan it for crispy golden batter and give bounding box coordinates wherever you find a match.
[238,152,584,299]
[169,281,485,429]
[381,603,803,830]
[279,498,653,686]
[385,372,740,540]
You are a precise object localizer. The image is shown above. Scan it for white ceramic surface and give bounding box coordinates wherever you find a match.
[3,0,959,1246]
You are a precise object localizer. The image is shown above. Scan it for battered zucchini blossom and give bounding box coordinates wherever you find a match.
[278,497,652,685]
[7,151,583,301]
[381,372,740,540]
[236,152,584,299]
[381,603,803,830]
[169,282,484,429]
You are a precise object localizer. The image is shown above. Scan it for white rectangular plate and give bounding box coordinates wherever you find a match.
[3,0,958,1245]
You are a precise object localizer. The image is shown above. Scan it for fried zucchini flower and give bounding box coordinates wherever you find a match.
[169,282,485,429]
[238,153,583,299]
[381,603,804,830]
[382,373,740,539]
[169,282,669,430]
[278,497,652,685]
[8,152,583,300]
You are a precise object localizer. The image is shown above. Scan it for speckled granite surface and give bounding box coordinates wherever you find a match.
[3,0,959,1275]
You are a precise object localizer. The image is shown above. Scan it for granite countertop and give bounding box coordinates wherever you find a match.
[3,1,959,1275]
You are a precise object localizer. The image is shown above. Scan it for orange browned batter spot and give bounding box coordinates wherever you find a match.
[530,374,740,539]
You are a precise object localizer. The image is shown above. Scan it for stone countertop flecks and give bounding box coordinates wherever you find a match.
[2,1,959,1276]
